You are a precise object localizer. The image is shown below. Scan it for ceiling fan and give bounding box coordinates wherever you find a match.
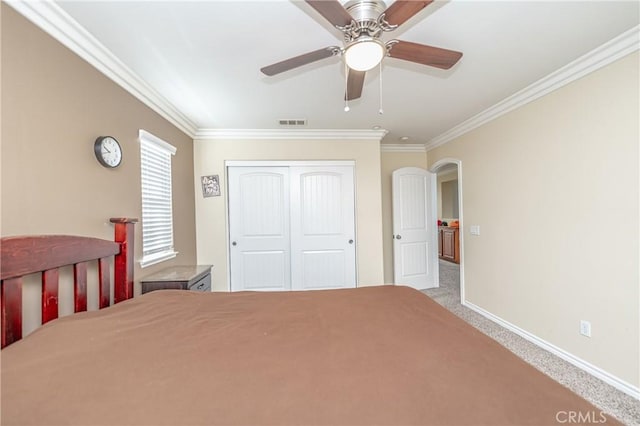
[260,0,463,101]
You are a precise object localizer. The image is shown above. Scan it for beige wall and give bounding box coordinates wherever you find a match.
[437,169,458,220]
[427,53,639,387]
[1,5,197,329]
[193,138,384,291]
[380,150,428,283]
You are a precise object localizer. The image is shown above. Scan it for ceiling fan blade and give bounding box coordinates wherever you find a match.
[345,69,365,101]
[305,0,353,28]
[382,1,433,27]
[261,46,341,76]
[388,40,462,70]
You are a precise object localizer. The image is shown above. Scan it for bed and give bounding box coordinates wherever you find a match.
[1,223,620,425]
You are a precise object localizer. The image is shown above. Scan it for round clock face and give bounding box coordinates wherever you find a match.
[94,136,122,168]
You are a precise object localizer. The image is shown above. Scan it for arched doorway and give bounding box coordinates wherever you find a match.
[429,158,465,304]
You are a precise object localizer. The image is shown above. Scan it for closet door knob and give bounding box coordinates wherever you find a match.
[232,241,237,246]
[395,235,402,240]
[348,239,354,244]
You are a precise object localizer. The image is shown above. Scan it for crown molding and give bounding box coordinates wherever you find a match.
[426,25,640,151]
[380,144,426,153]
[9,0,637,147]
[194,129,388,141]
[5,0,199,138]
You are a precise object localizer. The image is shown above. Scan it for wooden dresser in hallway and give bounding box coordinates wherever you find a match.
[438,226,460,264]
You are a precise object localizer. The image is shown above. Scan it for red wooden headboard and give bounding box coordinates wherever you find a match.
[0,218,137,348]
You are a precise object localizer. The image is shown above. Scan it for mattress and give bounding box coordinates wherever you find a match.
[1,285,618,425]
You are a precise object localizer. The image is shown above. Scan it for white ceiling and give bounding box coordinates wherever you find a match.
[50,0,639,144]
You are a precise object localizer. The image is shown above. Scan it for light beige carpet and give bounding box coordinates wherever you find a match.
[422,260,640,426]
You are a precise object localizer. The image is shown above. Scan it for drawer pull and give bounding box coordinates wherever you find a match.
[197,282,205,290]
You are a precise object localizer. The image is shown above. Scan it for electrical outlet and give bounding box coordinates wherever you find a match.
[580,320,591,337]
[470,225,480,236]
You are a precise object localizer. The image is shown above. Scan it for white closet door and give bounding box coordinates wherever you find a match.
[290,166,356,290]
[228,167,291,291]
[392,167,438,290]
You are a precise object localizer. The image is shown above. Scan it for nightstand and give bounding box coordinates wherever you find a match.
[140,265,212,294]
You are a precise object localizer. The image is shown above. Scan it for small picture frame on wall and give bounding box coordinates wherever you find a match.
[201,175,220,198]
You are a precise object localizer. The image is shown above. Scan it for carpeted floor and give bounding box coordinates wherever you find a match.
[422,260,640,426]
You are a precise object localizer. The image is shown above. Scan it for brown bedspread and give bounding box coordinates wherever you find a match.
[1,286,618,425]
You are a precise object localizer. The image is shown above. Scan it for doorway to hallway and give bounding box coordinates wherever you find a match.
[430,159,464,303]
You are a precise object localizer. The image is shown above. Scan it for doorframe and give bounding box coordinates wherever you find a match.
[226,160,355,167]
[429,158,465,304]
[224,160,358,291]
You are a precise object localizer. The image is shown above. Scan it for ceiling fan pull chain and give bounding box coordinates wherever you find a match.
[378,61,384,115]
[344,61,350,112]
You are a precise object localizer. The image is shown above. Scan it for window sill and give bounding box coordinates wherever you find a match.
[140,251,178,268]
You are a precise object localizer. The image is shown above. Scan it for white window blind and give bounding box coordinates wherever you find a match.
[139,130,177,267]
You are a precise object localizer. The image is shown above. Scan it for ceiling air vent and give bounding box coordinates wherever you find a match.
[278,119,307,126]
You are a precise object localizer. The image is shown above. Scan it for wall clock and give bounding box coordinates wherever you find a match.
[94,136,122,168]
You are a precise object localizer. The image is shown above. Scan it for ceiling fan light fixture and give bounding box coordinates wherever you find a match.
[344,38,386,71]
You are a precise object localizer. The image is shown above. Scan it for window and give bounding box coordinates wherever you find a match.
[139,129,177,267]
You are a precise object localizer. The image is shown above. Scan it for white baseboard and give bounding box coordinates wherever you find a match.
[463,300,640,400]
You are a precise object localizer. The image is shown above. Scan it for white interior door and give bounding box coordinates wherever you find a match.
[290,166,356,290]
[228,167,291,291]
[392,167,438,290]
